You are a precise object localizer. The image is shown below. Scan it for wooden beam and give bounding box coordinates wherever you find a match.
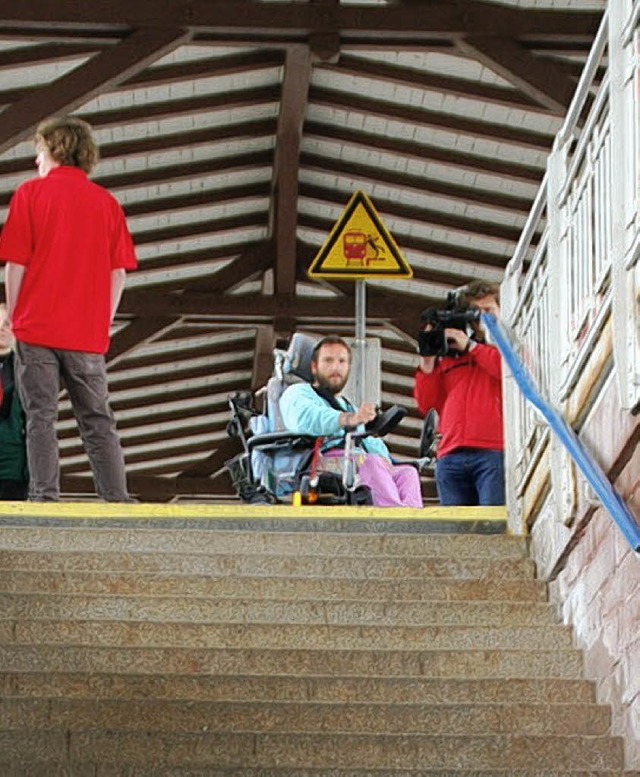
[80,84,280,130]
[123,181,271,219]
[458,36,577,115]
[129,240,262,275]
[119,290,428,321]
[179,240,275,293]
[0,2,602,39]
[252,325,276,390]
[299,182,525,244]
[107,316,179,365]
[299,151,532,214]
[332,52,541,113]
[131,211,265,247]
[95,149,273,194]
[0,42,105,68]
[310,85,553,150]
[178,436,243,479]
[0,26,191,154]
[305,120,543,183]
[272,46,312,295]
[123,48,284,89]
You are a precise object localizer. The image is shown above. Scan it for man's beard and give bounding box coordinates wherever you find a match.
[315,373,347,395]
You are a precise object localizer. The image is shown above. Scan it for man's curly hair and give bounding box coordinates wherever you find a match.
[35,117,99,174]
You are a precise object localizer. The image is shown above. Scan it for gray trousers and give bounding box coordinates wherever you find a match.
[15,342,130,502]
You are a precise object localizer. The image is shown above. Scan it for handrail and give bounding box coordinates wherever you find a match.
[482,313,640,553]
[557,8,609,148]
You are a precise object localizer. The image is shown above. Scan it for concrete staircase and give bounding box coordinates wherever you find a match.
[0,517,637,776]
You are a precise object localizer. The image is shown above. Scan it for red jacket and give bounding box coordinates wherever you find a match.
[413,343,503,458]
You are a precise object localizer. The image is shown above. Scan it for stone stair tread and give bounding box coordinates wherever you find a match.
[0,550,537,580]
[0,522,632,774]
[0,592,557,627]
[0,672,597,704]
[0,731,626,770]
[0,570,548,601]
[0,698,613,736]
[0,645,585,678]
[2,619,576,650]
[0,528,529,559]
[1,768,639,777]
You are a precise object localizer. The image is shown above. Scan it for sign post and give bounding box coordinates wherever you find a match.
[307,190,413,406]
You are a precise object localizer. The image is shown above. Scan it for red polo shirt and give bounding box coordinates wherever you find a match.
[0,167,137,354]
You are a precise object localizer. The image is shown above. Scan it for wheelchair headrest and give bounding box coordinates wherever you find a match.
[283,332,319,383]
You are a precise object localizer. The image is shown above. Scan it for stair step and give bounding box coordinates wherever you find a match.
[0,769,637,777]
[0,593,557,627]
[0,698,614,736]
[0,570,548,602]
[0,731,626,770]
[2,620,575,651]
[0,645,585,679]
[0,527,527,559]
[0,672,597,705]
[0,550,536,580]
[0,523,632,774]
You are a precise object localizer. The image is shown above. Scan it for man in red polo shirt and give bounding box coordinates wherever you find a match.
[0,116,137,502]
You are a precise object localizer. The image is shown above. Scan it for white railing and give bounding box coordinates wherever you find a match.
[501,0,640,530]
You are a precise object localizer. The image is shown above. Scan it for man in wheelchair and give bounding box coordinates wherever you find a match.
[279,335,422,508]
[225,332,425,507]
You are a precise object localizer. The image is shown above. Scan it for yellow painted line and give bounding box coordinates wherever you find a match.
[0,501,507,523]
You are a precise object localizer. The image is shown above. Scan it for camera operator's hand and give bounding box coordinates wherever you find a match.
[419,355,437,374]
[418,321,438,374]
[340,402,377,429]
[443,328,471,353]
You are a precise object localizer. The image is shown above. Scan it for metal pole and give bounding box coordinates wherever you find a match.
[354,279,366,407]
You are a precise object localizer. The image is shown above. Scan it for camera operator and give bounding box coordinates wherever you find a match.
[413,280,504,506]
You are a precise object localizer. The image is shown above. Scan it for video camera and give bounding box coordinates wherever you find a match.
[418,290,481,358]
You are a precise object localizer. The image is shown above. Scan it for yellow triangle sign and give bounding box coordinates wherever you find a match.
[307,190,413,280]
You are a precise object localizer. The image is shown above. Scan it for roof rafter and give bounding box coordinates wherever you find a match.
[271,45,312,295]
[0,2,601,39]
[123,48,284,89]
[109,241,274,374]
[119,290,427,321]
[299,151,532,214]
[95,149,273,196]
[458,35,578,115]
[131,239,265,274]
[305,121,543,183]
[80,83,280,130]
[299,182,525,243]
[131,212,266,247]
[310,86,553,151]
[0,26,191,154]
[123,181,271,219]
[331,53,542,114]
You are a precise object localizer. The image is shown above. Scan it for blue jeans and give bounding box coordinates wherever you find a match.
[435,448,504,506]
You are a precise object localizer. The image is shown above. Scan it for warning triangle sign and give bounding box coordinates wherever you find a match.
[307,190,413,280]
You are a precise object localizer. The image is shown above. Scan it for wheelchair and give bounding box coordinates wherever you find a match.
[224,333,439,506]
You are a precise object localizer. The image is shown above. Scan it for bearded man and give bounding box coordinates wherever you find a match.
[279,335,422,508]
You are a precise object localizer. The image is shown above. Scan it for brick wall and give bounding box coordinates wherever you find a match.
[532,374,640,768]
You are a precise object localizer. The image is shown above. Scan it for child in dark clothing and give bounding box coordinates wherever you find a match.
[0,303,28,500]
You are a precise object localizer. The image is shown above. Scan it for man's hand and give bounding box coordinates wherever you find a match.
[340,402,377,428]
[419,355,437,374]
[443,327,471,352]
[353,402,377,426]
